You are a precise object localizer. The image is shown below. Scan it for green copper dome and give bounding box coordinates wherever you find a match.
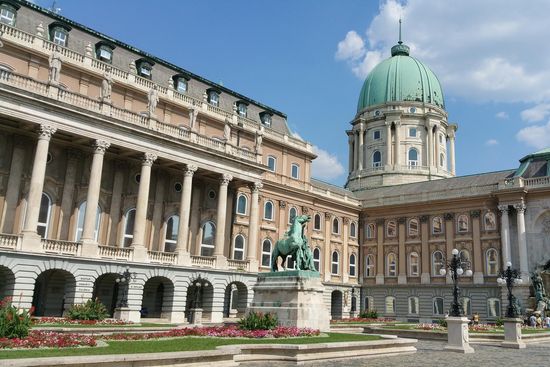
[357,42,445,113]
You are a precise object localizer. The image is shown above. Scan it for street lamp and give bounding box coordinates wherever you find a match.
[439,249,473,317]
[115,266,136,308]
[497,262,522,318]
[193,275,210,309]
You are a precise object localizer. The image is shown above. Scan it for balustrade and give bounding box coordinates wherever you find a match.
[148,250,178,264]
[0,234,19,250]
[98,245,133,260]
[42,239,80,255]
[191,255,216,268]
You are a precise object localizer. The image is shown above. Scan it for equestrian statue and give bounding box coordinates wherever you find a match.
[271,214,316,272]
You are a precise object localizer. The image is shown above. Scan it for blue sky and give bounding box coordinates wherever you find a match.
[35,0,550,185]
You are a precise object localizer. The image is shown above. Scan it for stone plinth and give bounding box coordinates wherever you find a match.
[502,318,526,349]
[445,316,474,353]
[249,270,330,332]
[190,308,203,325]
[113,307,140,323]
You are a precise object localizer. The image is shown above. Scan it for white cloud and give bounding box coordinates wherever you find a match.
[485,139,499,146]
[517,121,550,149]
[312,146,345,181]
[335,31,365,61]
[495,111,509,119]
[520,103,550,123]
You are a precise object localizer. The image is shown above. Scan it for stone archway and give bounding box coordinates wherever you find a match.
[92,273,120,317]
[185,278,214,323]
[331,290,343,320]
[223,281,248,318]
[32,269,76,317]
[141,276,175,319]
[0,265,15,301]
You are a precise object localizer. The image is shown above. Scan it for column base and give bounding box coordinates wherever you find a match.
[215,254,228,269]
[247,258,259,272]
[177,251,192,266]
[375,275,385,285]
[397,275,407,284]
[502,318,526,349]
[445,316,475,354]
[473,272,484,284]
[114,307,141,323]
[420,273,431,284]
[229,309,238,318]
[20,231,42,252]
[131,245,149,262]
[80,239,99,258]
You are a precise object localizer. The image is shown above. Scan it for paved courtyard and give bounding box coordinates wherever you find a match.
[248,340,550,367]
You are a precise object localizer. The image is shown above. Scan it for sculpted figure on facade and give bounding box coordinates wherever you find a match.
[147,85,159,116]
[48,47,62,85]
[189,108,199,132]
[223,118,231,141]
[255,127,264,154]
[100,68,113,102]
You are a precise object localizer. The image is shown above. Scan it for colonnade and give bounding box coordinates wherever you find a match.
[498,202,529,279]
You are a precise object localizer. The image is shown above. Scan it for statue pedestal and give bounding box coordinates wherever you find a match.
[189,308,203,325]
[445,316,474,353]
[114,307,140,323]
[249,270,330,332]
[502,318,526,349]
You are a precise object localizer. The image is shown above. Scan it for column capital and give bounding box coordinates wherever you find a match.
[142,152,157,166]
[324,212,332,220]
[514,202,526,213]
[497,204,510,213]
[447,123,458,139]
[93,139,111,154]
[38,124,57,140]
[279,200,287,208]
[220,173,233,185]
[184,164,198,177]
[343,217,350,225]
[249,181,263,193]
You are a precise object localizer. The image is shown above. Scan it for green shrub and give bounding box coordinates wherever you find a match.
[359,309,379,319]
[67,298,108,321]
[495,318,504,327]
[436,318,448,328]
[0,297,32,339]
[238,311,278,330]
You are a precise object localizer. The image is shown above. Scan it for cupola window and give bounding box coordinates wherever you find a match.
[372,150,381,167]
[408,148,419,167]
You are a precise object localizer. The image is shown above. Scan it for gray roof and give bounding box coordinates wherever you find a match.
[311,178,356,198]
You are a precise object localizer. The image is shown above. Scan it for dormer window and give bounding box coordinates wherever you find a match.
[207,88,220,106]
[236,101,248,117]
[260,111,272,127]
[136,58,154,79]
[0,2,18,26]
[172,74,189,93]
[48,22,71,47]
[95,41,115,63]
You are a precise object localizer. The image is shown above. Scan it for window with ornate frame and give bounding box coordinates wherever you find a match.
[313,213,322,230]
[409,252,420,276]
[409,296,419,315]
[0,2,18,26]
[457,214,469,232]
[263,201,274,221]
[385,296,396,314]
[365,254,375,277]
[123,208,136,247]
[332,217,340,234]
[487,298,501,318]
[233,234,245,260]
[432,250,444,276]
[37,192,52,239]
[372,150,382,167]
[200,221,216,256]
[408,218,419,236]
[261,239,272,268]
[386,252,397,277]
[164,215,179,252]
[432,216,443,234]
[486,248,499,275]
[313,247,321,272]
[349,253,357,277]
[331,251,339,275]
[433,297,444,315]
[236,194,247,215]
[386,220,397,237]
[366,223,375,239]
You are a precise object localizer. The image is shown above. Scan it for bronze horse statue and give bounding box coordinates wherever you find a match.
[271,214,316,272]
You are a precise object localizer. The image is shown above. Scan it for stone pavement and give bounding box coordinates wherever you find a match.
[246,340,550,367]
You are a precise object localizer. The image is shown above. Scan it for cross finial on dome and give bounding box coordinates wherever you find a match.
[391,18,409,56]
[398,18,402,45]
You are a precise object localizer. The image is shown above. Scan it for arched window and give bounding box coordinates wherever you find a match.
[433,297,444,315]
[332,217,340,234]
[75,201,101,242]
[459,249,471,266]
[385,296,396,314]
[37,193,52,238]
[123,208,136,247]
[432,251,444,276]
[457,214,469,232]
[313,247,321,271]
[236,194,247,215]
[409,296,419,315]
[409,252,419,276]
[291,163,300,179]
[408,148,419,167]
[349,253,357,277]
[432,216,443,234]
[487,298,501,318]
[365,296,374,311]
[460,297,472,315]
[365,254,375,277]
[289,207,297,224]
[366,223,375,239]
[484,212,496,231]
[486,248,499,275]
[372,150,382,167]
[233,234,245,260]
[350,222,357,238]
[386,220,397,237]
[314,213,321,230]
[408,218,419,236]
[261,239,272,268]
[164,215,179,252]
[440,153,445,167]
[386,252,397,277]
[263,200,274,221]
[200,221,216,256]
[267,156,277,172]
[331,251,339,275]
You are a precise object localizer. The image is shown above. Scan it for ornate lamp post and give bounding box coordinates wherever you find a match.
[190,275,210,324]
[115,266,136,308]
[498,262,526,349]
[439,248,474,353]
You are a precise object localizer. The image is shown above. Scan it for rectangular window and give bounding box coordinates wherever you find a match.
[373,130,381,140]
[409,127,417,137]
[99,48,112,61]
[433,298,444,315]
[176,79,187,93]
[260,113,272,127]
[409,297,419,315]
[487,298,501,318]
[140,66,151,77]
[0,7,15,25]
[208,91,219,106]
[385,297,395,314]
[238,103,247,117]
[291,164,300,179]
[53,29,67,46]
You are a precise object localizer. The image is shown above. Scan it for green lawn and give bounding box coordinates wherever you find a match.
[33,322,177,328]
[0,333,381,360]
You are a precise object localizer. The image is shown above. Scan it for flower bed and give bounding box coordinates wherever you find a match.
[330,317,395,324]
[103,326,320,341]
[0,330,96,349]
[32,317,132,326]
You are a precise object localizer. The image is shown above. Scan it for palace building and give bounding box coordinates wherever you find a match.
[0,0,549,323]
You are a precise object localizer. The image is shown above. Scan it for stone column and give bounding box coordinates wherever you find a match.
[323,212,332,282]
[447,125,457,175]
[426,121,434,168]
[149,174,166,251]
[471,210,483,284]
[357,124,364,171]
[385,122,392,167]
[444,213,454,284]
[132,152,157,261]
[498,204,511,268]
[420,216,430,284]
[247,181,262,270]
[22,124,57,250]
[514,202,528,279]
[397,217,407,284]
[1,141,27,233]
[81,140,110,255]
[353,130,359,171]
[214,173,233,267]
[108,163,125,247]
[56,150,80,240]
[176,164,197,265]
[342,217,350,283]
[375,220,384,285]
[348,133,354,173]
[434,126,440,169]
[394,123,401,167]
